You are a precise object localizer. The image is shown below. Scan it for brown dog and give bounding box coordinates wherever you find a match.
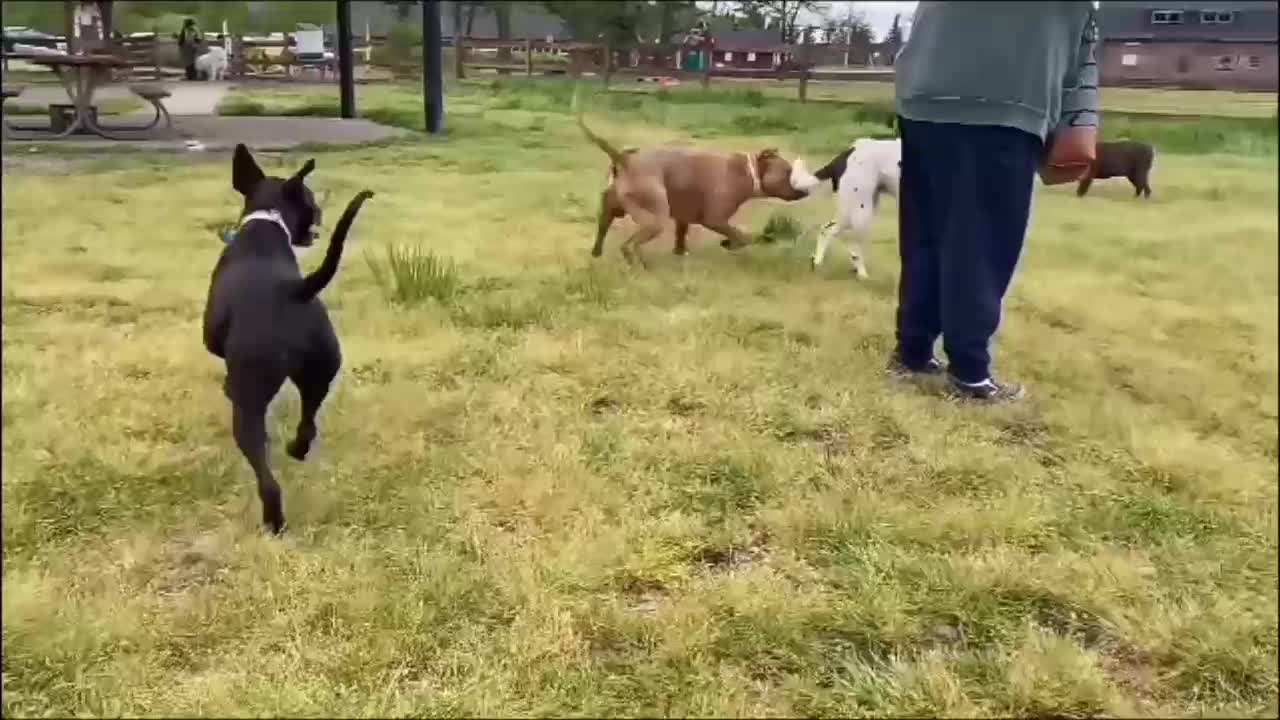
[576,97,810,267]
[1077,140,1155,199]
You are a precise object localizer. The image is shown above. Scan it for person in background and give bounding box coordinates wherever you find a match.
[176,17,204,81]
[889,2,1099,402]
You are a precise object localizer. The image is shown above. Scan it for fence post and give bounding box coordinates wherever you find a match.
[525,38,533,77]
[602,43,613,88]
[797,46,810,103]
[452,9,465,80]
[700,45,711,89]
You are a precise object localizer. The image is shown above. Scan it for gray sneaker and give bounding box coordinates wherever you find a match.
[947,376,1026,402]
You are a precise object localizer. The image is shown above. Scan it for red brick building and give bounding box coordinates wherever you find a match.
[1098,1,1278,91]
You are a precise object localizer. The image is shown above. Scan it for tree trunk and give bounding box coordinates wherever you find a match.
[465,3,477,38]
[452,1,465,79]
[658,2,675,45]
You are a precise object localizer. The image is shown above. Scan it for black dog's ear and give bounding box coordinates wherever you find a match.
[292,158,317,183]
[232,143,264,196]
[283,158,317,198]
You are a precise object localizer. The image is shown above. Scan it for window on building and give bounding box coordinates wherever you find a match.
[1246,55,1262,69]
[746,51,756,62]
[724,51,733,61]
[1151,10,1184,24]
[1121,53,1140,67]
[1216,55,1236,71]
[1201,10,1236,23]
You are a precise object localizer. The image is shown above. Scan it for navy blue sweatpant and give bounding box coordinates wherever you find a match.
[894,117,1043,384]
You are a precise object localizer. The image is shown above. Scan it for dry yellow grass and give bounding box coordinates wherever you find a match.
[2,84,1277,716]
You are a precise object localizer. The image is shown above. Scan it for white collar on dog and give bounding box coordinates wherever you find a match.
[239,209,292,244]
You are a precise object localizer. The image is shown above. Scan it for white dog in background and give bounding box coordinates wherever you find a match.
[791,137,901,279]
[195,46,228,81]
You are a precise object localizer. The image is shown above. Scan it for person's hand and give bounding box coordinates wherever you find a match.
[1039,125,1096,185]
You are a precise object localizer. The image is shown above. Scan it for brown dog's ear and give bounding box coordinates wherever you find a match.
[232,143,264,196]
[757,148,780,161]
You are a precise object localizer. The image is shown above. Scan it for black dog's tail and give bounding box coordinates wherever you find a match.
[294,190,375,302]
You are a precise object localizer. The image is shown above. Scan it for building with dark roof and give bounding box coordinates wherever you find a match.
[1097,2,1277,90]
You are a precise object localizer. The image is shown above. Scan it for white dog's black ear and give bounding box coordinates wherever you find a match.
[232,143,264,196]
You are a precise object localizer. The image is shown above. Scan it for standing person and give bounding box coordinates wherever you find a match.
[890,2,1099,401]
[176,17,204,81]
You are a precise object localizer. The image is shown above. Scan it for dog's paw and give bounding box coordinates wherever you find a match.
[355,189,375,203]
[286,439,309,461]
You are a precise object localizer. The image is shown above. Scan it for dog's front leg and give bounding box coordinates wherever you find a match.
[674,221,690,256]
[811,219,842,270]
[710,223,753,251]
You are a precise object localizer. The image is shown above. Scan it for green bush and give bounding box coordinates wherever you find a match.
[365,245,461,306]
[758,212,804,245]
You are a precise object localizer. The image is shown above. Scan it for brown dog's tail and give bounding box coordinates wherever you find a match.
[572,85,629,169]
[293,190,375,302]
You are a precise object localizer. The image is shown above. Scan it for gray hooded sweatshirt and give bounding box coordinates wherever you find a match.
[894,1,1100,141]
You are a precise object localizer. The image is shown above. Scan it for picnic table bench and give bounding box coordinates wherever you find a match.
[1,52,173,140]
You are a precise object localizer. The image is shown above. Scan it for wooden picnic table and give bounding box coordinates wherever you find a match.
[23,52,136,139]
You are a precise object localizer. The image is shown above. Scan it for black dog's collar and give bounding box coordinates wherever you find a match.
[239,209,292,244]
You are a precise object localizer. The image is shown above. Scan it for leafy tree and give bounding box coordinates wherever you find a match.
[2,1,68,32]
[736,1,826,44]
[822,4,873,47]
[540,1,649,45]
[885,12,904,58]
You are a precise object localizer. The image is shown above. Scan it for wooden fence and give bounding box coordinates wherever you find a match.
[451,40,894,102]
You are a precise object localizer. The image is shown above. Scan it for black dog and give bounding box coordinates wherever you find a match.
[202,144,373,534]
[1077,140,1155,199]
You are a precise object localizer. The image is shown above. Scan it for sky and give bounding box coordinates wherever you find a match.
[810,2,920,40]
[695,2,921,41]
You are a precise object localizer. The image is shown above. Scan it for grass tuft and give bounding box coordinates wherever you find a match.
[364,244,461,306]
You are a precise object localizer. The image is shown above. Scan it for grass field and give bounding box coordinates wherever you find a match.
[2,80,1277,717]
[712,77,1279,118]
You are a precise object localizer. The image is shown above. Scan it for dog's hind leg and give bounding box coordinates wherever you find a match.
[592,188,623,258]
[233,401,286,534]
[622,222,663,270]
[287,338,341,462]
[848,222,871,280]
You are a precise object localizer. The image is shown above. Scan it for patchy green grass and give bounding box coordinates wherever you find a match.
[2,79,1277,717]
[707,76,1279,118]
[217,78,1278,158]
